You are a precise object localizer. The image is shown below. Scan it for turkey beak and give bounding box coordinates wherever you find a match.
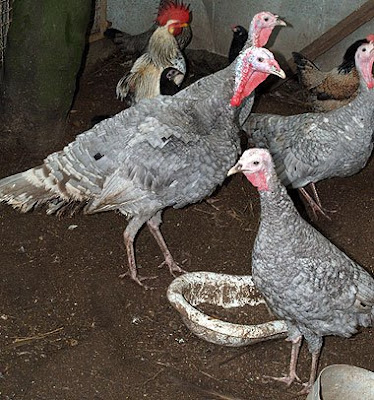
[270,64,286,79]
[275,16,287,26]
[227,163,242,176]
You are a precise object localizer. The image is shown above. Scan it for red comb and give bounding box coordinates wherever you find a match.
[156,0,191,26]
[366,34,374,43]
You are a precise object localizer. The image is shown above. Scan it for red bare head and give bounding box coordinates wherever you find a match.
[230,46,285,107]
[355,38,374,89]
[250,11,286,47]
[156,0,191,26]
[227,149,274,191]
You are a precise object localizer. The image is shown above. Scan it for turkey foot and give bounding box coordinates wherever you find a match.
[119,269,158,289]
[264,372,301,387]
[298,186,334,219]
[147,215,187,276]
[157,257,186,276]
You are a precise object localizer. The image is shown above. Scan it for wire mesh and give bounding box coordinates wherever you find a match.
[0,0,12,68]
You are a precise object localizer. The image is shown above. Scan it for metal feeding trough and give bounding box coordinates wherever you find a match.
[167,271,288,347]
[306,364,374,400]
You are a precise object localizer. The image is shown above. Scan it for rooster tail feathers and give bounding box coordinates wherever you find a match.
[116,73,135,102]
[104,28,126,42]
[292,52,320,72]
[0,167,58,212]
[292,52,325,90]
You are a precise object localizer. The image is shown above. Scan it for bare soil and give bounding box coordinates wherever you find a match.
[0,42,373,400]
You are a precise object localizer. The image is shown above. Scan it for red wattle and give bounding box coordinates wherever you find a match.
[231,71,269,107]
[244,171,268,191]
[256,28,272,47]
[230,95,241,107]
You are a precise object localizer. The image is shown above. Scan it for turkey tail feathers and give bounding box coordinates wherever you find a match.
[0,167,58,212]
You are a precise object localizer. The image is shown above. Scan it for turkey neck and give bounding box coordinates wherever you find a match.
[256,176,306,248]
[333,77,374,141]
[351,76,374,113]
[198,63,242,130]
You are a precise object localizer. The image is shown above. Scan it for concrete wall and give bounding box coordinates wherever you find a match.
[107,0,374,69]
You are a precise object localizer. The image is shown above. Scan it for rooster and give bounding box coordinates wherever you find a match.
[292,38,368,112]
[105,0,192,58]
[115,1,191,105]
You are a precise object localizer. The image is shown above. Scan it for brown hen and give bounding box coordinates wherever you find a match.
[292,38,368,112]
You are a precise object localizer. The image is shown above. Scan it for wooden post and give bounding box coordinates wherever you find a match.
[1,0,92,156]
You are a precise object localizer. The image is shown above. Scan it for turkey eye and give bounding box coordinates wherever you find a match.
[362,48,367,52]
[253,161,260,165]
[264,17,269,21]
[258,57,264,62]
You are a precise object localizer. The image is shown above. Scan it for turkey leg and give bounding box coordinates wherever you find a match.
[147,211,186,275]
[266,335,302,386]
[119,216,158,287]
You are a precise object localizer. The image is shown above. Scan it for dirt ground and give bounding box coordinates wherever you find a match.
[0,42,373,400]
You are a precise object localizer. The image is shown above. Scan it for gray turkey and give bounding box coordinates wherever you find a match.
[228,148,374,393]
[0,46,285,287]
[244,36,374,215]
[176,11,286,126]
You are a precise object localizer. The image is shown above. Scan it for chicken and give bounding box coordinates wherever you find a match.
[0,46,285,287]
[105,0,192,58]
[116,18,189,105]
[228,148,374,393]
[104,26,156,58]
[91,67,184,126]
[292,38,368,112]
[159,67,184,95]
[244,37,374,215]
[228,25,248,64]
[115,0,191,105]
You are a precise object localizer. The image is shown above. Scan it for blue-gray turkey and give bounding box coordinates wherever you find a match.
[0,45,285,287]
[228,148,374,393]
[244,36,374,216]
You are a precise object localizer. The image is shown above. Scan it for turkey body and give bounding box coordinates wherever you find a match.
[0,19,285,287]
[247,90,374,189]
[0,63,242,286]
[245,40,374,191]
[228,148,374,391]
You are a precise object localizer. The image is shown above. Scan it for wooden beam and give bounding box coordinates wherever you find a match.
[270,0,374,88]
